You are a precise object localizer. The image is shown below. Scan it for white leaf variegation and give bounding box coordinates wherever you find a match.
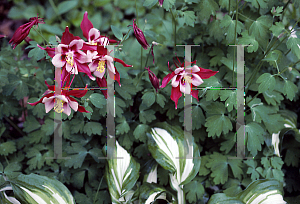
[105,140,140,204]
[147,123,201,204]
[7,173,75,204]
[208,179,286,204]
[0,186,21,204]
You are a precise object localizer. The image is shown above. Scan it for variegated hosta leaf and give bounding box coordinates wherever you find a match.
[139,183,171,204]
[238,179,286,204]
[105,140,140,204]
[0,186,21,204]
[143,164,158,184]
[208,179,286,204]
[271,132,280,157]
[147,123,201,186]
[7,173,75,204]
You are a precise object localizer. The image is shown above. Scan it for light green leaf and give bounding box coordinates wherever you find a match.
[238,31,259,53]
[139,109,156,124]
[23,116,41,133]
[208,48,224,67]
[256,73,275,93]
[111,25,123,41]
[116,117,130,135]
[143,0,158,8]
[245,0,268,9]
[249,15,273,40]
[220,14,244,43]
[197,0,219,19]
[90,93,106,108]
[182,11,197,27]
[270,22,286,38]
[142,92,156,107]
[0,141,16,156]
[245,122,265,157]
[83,122,103,136]
[57,0,78,15]
[133,124,149,142]
[283,79,298,100]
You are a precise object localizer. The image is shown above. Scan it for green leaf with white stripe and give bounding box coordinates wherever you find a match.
[7,173,75,204]
[105,140,140,203]
[138,183,171,204]
[147,122,201,204]
[208,179,286,204]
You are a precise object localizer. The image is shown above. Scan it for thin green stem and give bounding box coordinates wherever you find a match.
[144,45,153,67]
[284,48,291,56]
[93,176,104,204]
[238,13,255,22]
[32,27,48,44]
[135,0,139,24]
[246,92,260,105]
[232,0,238,87]
[135,70,147,86]
[289,59,300,68]
[4,116,25,137]
[170,9,177,52]
[4,156,9,165]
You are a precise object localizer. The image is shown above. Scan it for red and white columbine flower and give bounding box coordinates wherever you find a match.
[28,81,89,116]
[161,58,218,109]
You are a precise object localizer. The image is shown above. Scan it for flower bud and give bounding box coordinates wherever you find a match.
[145,67,160,92]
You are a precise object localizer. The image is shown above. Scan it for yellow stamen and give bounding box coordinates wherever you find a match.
[184,75,192,84]
[97,60,105,73]
[66,53,74,67]
[54,98,64,113]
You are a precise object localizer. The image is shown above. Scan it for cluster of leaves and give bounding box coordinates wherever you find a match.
[1,0,300,203]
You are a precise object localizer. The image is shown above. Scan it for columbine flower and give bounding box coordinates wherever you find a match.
[9,14,44,49]
[129,19,150,50]
[145,67,160,92]
[28,81,89,116]
[160,58,218,109]
[52,38,95,81]
[80,11,117,48]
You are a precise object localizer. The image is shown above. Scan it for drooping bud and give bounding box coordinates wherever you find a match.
[130,19,150,50]
[145,67,160,92]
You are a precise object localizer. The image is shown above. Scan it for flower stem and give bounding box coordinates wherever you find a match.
[135,70,147,86]
[32,26,48,45]
[170,9,177,52]
[144,45,152,67]
[93,176,104,204]
[4,116,25,137]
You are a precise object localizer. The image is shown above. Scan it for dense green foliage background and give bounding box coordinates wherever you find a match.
[1,0,300,203]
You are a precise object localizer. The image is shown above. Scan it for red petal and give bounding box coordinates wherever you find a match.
[28,93,54,106]
[114,57,132,67]
[37,44,55,58]
[45,80,55,91]
[160,72,175,88]
[76,61,95,80]
[67,87,88,98]
[115,68,121,86]
[191,89,199,101]
[170,86,182,109]
[61,27,80,45]
[80,11,93,40]
[78,104,90,113]
[197,68,218,79]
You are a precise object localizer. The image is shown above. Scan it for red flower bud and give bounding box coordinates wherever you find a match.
[159,0,164,6]
[131,19,150,50]
[9,15,44,49]
[145,67,160,92]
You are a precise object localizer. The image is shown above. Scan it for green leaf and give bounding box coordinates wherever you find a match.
[142,92,156,107]
[245,0,268,9]
[133,124,149,142]
[83,122,103,136]
[284,147,300,167]
[23,115,41,133]
[205,103,233,137]
[90,93,106,108]
[162,0,175,11]
[198,155,210,176]
[283,79,298,100]
[219,90,237,112]
[262,90,284,105]
[3,74,29,100]
[82,106,93,120]
[184,178,205,203]
[64,143,88,169]
[249,15,273,40]
[26,145,45,170]
[197,0,219,19]
[256,73,275,93]
[156,93,166,108]
[209,20,224,41]
[111,25,123,40]
[208,193,243,204]
[139,109,156,124]
[206,152,243,185]
[0,141,16,156]
[220,14,244,43]
[208,48,224,67]
[238,31,259,53]
[245,122,265,157]
[182,11,197,27]
[57,0,78,15]
[41,119,54,136]
[143,0,158,8]
[269,22,285,38]
[116,117,130,135]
